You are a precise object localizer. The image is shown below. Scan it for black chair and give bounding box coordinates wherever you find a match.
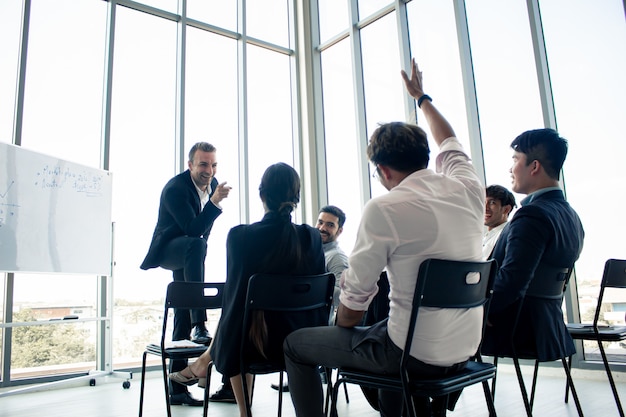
[491,265,584,417]
[567,259,626,417]
[330,258,498,417]
[239,272,335,417]
[138,281,225,417]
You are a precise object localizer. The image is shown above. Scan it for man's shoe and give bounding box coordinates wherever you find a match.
[191,326,212,345]
[209,385,236,403]
[170,392,203,406]
[270,381,289,392]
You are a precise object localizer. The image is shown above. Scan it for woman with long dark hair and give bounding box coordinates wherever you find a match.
[169,162,326,416]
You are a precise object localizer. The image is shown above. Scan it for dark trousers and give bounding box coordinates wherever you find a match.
[284,320,466,417]
[160,236,208,394]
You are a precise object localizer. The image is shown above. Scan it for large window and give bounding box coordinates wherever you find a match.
[1,0,625,387]
[539,0,626,361]
[0,1,21,143]
[8,0,107,380]
[108,6,178,367]
[321,39,361,254]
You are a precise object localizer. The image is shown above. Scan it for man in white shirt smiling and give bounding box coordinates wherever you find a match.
[482,184,516,259]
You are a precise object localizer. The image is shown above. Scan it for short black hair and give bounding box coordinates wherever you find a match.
[510,128,567,180]
[367,122,430,173]
[486,185,516,209]
[319,205,346,228]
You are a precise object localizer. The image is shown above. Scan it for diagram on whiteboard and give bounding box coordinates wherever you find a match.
[0,142,113,275]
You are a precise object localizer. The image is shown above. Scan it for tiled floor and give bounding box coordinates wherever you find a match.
[1,361,626,416]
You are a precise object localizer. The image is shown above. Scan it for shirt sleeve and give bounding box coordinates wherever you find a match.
[339,200,393,311]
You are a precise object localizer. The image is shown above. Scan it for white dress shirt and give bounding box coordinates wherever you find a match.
[339,137,484,366]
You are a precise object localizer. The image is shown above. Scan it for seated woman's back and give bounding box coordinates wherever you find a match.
[210,163,326,378]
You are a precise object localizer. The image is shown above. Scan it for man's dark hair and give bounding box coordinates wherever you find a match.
[367,122,430,172]
[319,205,346,228]
[486,185,517,210]
[188,142,216,162]
[510,128,567,180]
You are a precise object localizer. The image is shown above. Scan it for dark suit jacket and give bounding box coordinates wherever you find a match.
[482,189,584,361]
[210,211,326,377]
[140,170,221,270]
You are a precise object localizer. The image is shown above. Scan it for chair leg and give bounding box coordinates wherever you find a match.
[598,341,624,417]
[530,360,540,411]
[203,363,213,417]
[330,377,344,417]
[565,355,572,403]
[161,357,173,417]
[324,368,332,415]
[277,371,284,417]
[138,352,148,417]
[491,356,499,399]
[560,358,584,417]
[512,357,533,417]
[482,379,498,417]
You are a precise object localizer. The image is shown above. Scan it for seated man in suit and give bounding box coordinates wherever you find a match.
[481,129,585,362]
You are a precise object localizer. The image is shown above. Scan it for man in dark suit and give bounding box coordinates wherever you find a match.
[141,141,231,406]
[482,128,585,363]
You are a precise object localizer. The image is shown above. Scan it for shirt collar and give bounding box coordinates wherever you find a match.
[521,186,561,206]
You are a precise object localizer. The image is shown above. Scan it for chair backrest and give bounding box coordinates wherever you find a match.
[525,264,572,300]
[239,272,335,366]
[403,259,497,360]
[161,281,225,346]
[593,259,626,325]
[243,272,334,315]
[601,259,626,289]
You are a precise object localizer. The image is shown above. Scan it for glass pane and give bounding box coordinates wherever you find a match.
[187,0,237,31]
[0,0,21,143]
[465,0,542,193]
[539,0,626,361]
[109,7,177,368]
[246,0,290,47]
[360,12,404,199]
[406,0,470,151]
[358,0,392,19]
[11,273,98,379]
[321,39,360,255]
[246,45,294,223]
[20,0,107,167]
[318,0,349,43]
[186,27,240,283]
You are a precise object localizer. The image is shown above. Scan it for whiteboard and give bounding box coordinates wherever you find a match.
[0,142,113,275]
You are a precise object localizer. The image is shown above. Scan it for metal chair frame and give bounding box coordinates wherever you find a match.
[491,266,584,417]
[330,258,498,417]
[138,281,224,417]
[567,258,626,417]
[239,272,335,417]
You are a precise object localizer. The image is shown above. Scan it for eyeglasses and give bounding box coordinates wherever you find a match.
[371,165,380,181]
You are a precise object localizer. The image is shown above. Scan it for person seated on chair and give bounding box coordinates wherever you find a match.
[481,129,585,362]
[317,204,349,316]
[482,184,516,260]
[169,162,326,417]
[140,141,232,406]
[271,204,350,393]
[283,58,485,417]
